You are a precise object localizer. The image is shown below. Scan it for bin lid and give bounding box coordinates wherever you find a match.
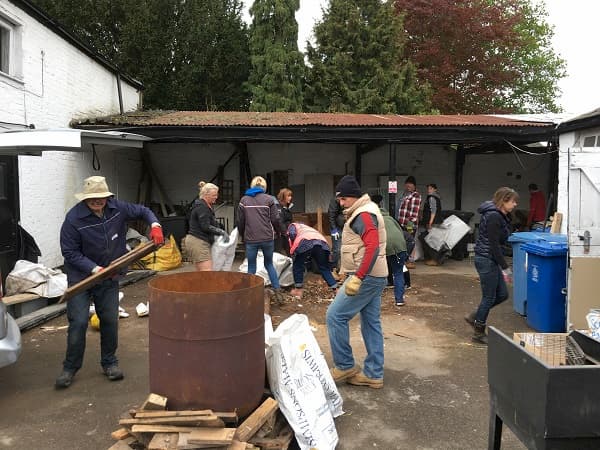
[508,232,567,244]
[521,241,568,256]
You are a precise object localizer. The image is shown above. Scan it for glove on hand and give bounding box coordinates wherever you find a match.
[92,266,105,274]
[345,275,363,296]
[221,232,230,244]
[331,228,340,240]
[149,226,164,246]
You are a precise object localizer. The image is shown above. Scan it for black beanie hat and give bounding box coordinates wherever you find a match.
[335,175,362,198]
[405,175,416,186]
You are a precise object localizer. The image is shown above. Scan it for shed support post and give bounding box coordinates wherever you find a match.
[388,143,397,215]
[455,145,466,210]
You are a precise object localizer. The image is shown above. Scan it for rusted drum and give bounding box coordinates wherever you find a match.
[148,271,265,416]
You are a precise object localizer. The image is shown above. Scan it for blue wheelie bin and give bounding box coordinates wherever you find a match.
[507,232,567,316]
[521,241,568,332]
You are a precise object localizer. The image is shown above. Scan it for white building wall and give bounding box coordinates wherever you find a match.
[0,1,141,268]
[557,130,576,235]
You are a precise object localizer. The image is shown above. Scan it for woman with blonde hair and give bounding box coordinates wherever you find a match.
[184,181,228,271]
[466,187,518,344]
[238,176,285,302]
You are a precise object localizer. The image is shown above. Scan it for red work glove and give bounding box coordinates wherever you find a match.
[149,226,164,246]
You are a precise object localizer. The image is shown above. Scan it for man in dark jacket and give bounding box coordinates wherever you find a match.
[420,183,444,266]
[328,197,345,272]
[57,176,163,389]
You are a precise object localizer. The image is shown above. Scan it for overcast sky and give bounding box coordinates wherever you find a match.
[242,0,600,115]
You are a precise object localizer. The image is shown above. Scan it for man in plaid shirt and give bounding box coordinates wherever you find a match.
[397,176,422,231]
[397,176,421,268]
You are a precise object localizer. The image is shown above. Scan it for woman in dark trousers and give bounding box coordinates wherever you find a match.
[275,188,293,255]
[466,187,518,344]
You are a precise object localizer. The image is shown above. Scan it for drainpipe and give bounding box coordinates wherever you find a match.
[116,72,124,115]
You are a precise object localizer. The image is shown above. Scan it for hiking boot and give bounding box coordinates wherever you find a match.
[273,289,285,305]
[464,311,476,328]
[406,262,416,269]
[424,259,439,266]
[55,370,75,389]
[347,372,384,389]
[330,365,360,383]
[472,321,488,345]
[103,365,124,381]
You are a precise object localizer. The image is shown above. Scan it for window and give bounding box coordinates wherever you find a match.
[0,20,9,74]
[0,14,22,79]
[583,136,596,147]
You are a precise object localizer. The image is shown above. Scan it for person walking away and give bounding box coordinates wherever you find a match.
[275,188,294,255]
[466,187,518,344]
[238,176,285,302]
[328,196,345,275]
[397,176,421,268]
[527,183,546,230]
[57,176,164,388]
[326,175,387,389]
[287,223,337,299]
[420,183,443,266]
[380,207,408,306]
[184,181,229,271]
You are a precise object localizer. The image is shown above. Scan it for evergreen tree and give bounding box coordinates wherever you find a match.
[304,0,431,114]
[33,0,250,110]
[247,0,305,112]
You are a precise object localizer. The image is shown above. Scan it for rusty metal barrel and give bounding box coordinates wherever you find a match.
[148,271,265,416]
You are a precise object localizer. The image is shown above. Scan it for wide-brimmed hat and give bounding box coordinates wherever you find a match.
[75,176,114,201]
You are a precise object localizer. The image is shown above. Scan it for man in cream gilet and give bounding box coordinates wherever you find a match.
[326,175,388,389]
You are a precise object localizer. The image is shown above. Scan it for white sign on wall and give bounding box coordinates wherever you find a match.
[388,181,397,193]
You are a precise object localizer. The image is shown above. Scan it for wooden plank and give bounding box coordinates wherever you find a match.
[177,433,230,449]
[2,292,40,305]
[186,428,236,445]
[550,211,563,233]
[120,415,224,427]
[234,397,278,442]
[132,425,215,434]
[148,433,179,450]
[227,441,247,450]
[135,410,213,418]
[111,427,131,440]
[15,303,67,332]
[107,436,135,449]
[59,241,156,303]
[140,393,168,411]
[316,207,323,233]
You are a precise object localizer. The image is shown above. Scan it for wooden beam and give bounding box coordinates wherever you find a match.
[186,428,236,446]
[120,416,224,428]
[59,242,156,303]
[233,397,278,442]
[148,433,178,450]
[140,393,168,411]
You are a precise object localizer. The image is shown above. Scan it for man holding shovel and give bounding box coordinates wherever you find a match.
[55,176,163,389]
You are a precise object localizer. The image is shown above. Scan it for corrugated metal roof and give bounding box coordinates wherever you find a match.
[83,111,554,128]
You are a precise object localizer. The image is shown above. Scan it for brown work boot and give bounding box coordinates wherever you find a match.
[424,259,439,266]
[464,311,476,328]
[406,261,416,269]
[347,372,383,389]
[472,321,488,345]
[330,365,360,383]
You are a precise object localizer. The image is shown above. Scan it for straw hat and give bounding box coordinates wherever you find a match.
[75,176,114,201]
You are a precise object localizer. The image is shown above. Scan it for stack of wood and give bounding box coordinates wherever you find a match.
[109,393,294,450]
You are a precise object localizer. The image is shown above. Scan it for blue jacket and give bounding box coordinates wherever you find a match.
[60,198,158,285]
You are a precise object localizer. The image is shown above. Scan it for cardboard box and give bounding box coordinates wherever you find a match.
[513,332,569,366]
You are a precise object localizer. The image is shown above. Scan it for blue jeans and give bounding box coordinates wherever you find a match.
[293,246,337,288]
[63,279,120,372]
[331,234,342,270]
[246,240,280,289]
[474,255,509,324]
[326,275,386,379]
[387,251,407,302]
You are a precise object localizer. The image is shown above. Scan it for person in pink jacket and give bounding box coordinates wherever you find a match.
[287,223,337,298]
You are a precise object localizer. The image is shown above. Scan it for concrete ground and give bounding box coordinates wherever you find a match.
[0,259,530,449]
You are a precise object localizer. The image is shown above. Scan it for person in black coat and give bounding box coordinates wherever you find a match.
[466,187,518,344]
[275,188,293,255]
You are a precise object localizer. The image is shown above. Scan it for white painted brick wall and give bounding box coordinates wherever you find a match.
[557,131,575,235]
[1,1,141,268]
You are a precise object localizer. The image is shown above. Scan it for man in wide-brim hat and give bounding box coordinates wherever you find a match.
[55,176,164,389]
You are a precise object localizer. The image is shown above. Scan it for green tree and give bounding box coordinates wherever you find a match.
[247,0,305,112]
[394,0,566,113]
[33,0,250,110]
[304,0,431,114]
